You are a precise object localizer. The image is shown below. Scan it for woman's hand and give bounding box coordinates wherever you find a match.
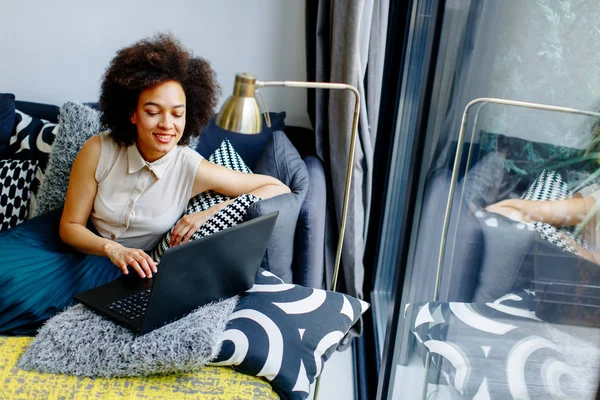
[170,209,214,247]
[103,242,157,278]
[486,199,529,222]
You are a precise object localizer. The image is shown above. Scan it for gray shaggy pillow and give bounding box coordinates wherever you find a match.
[18,297,238,377]
[33,102,101,217]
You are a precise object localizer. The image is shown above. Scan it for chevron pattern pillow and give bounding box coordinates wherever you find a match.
[520,170,586,253]
[150,139,258,262]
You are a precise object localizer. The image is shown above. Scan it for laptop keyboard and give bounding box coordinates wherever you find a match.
[105,288,152,320]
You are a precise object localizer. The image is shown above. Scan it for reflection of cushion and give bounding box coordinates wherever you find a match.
[8,110,58,198]
[18,298,238,377]
[248,131,309,283]
[33,102,101,217]
[473,210,535,303]
[521,170,586,254]
[150,139,257,262]
[406,292,597,399]
[196,112,286,170]
[211,269,369,400]
[0,93,15,157]
[462,151,505,209]
[0,160,37,231]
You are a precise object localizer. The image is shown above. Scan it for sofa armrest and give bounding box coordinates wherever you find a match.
[293,155,326,288]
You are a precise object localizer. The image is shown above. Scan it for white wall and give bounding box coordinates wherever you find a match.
[0,0,310,128]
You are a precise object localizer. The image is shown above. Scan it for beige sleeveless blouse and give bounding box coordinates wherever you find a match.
[90,131,203,250]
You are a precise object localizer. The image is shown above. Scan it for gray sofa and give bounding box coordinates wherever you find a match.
[12,100,327,289]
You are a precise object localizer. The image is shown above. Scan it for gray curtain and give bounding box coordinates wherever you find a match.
[307,0,389,339]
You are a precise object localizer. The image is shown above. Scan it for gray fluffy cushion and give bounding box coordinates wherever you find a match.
[18,297,238,377]
[33,102,101,217]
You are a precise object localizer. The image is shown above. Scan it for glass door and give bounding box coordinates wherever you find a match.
[374,1,600,399]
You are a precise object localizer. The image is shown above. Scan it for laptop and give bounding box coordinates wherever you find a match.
[74,212,278,334]
[529,237,600,327]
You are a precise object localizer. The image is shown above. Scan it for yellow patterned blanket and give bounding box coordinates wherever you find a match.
[0,337,278,399]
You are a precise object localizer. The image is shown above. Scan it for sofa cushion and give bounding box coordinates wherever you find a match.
[196,112,286,170]
[15,100,61,123]
[151,193,260,262]
[0,93,16,158]
[249,130,309,283]
[150,139,257,262]
[211,269,369,400]
[0,159,37,231]
[17,297,238,377]
[33,102,100,217]
[293,155,326,288]
[8,110,58,199]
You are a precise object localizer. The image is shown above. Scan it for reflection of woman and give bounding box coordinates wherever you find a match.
[487,190,600,263]
[0,34,290,335]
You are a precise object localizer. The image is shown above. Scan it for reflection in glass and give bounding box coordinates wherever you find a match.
[384,1,600,399]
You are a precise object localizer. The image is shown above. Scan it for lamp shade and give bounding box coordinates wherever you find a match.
[215,73,262,134]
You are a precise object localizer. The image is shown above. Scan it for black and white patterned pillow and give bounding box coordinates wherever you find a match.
[9,110,57,197]
[211,269,369,400]
[406,292,595,398]
[0,159,37,231]
[150,139,257,262]
[151,194,260,262]
[521,170,585,253]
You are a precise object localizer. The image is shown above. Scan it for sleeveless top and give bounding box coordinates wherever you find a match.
[90,131,203,250]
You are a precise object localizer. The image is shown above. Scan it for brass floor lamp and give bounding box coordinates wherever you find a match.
[216,73,360,398]
[421,98,600,399]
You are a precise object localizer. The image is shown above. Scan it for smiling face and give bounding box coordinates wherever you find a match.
[130,80,186,162]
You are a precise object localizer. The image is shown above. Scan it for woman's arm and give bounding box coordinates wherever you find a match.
[191,160,291,200]
[59,136,156,278]
[169,160,291,246]
[486,196,596,226]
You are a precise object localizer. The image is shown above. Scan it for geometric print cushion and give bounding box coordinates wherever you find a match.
[211,269,369,400]
[9,110,57,197]
[520,169,586,254]
[406,291,598,399]
[150,139,257,262]
[150,193,260,263]
[186,138,254,214]
[0,159,37,231]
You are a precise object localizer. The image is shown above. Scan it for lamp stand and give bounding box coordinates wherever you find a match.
[256,80,359,400]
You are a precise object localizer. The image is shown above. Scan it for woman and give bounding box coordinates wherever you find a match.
[487,190,600,263]
[0,34,289,335]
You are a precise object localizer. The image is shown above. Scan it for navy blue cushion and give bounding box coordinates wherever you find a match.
[247,131,308,283]
[0,94,16,158]
[15,101,60,124]
[293,156,326,288]
[212,268,369,400]
[196,112,285,170]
